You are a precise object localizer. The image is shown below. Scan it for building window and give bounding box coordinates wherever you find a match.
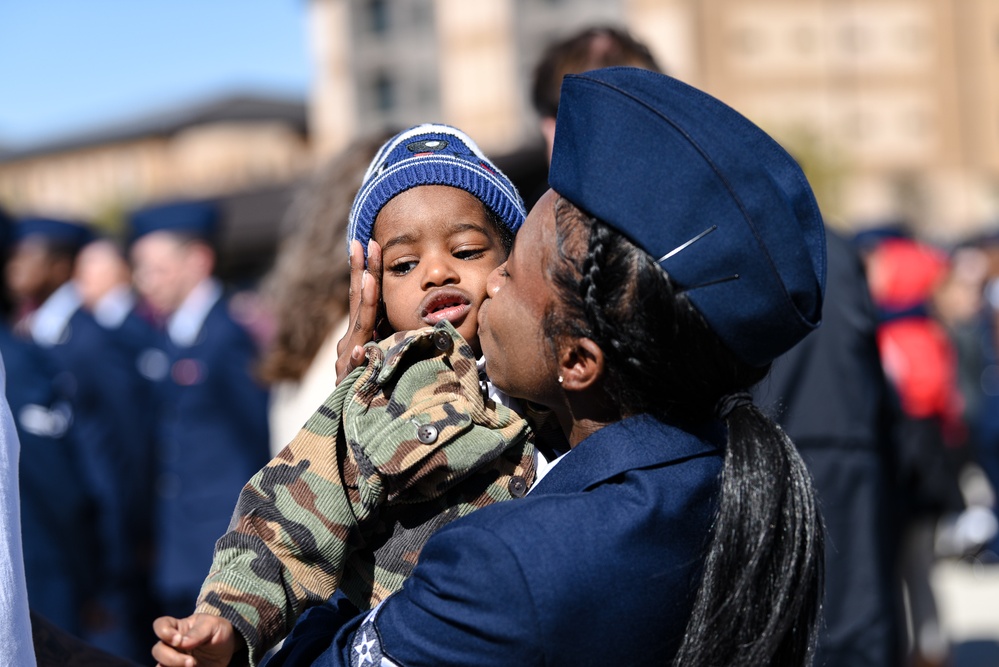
[417,80,437,108]
[411,1,431,29]
[374,72,395,113]
[367,0,389,34]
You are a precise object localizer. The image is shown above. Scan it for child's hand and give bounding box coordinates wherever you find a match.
[337,239,383,384]
[151,613,242,667]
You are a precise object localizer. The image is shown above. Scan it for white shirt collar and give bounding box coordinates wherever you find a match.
[91,284,136,330]
[531,449,568,491]
[166,278,222,347]
[30,282,82,347]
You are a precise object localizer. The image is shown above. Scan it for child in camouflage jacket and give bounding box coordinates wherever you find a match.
[153,125,549,666]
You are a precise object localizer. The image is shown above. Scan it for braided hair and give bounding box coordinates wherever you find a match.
[543,197,824,667]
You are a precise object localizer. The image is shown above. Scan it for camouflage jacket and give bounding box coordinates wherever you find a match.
[195,321,537,665]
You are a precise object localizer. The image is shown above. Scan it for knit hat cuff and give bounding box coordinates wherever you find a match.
[351,157,523,253]
[346,124,526,255]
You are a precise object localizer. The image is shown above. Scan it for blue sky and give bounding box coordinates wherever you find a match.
[0,1,311,149]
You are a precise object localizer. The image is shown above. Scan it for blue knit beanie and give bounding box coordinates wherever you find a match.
[347,124,526,255]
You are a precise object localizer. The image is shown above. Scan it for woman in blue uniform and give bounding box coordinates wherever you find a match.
[156,67,826,667]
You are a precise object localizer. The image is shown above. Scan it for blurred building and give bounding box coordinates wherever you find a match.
[0,94,308,281]
[310,0,999,241]
[2,0,997,276]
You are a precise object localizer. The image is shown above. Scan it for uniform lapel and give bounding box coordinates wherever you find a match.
[531,413,722,496]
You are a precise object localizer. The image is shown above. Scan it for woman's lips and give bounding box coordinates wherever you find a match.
[420,289,472,326]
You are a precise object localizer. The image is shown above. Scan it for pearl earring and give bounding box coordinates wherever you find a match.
[558,375,564,384]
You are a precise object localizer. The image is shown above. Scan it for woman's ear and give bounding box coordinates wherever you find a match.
[557,337,604,391]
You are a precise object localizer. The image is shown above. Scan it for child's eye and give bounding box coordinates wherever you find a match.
[454,248,486,261]
[388,260,418,275]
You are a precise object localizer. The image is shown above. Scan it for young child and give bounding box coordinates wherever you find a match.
[153,125,550,666]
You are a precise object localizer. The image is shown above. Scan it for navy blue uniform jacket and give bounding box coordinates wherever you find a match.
[314,413,723,667]
[0,325,97,634]
[153,297,269,603]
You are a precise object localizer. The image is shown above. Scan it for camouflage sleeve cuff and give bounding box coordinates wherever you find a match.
[196,569,285,667]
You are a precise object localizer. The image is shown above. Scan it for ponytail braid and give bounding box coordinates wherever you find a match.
[674,402,823,666]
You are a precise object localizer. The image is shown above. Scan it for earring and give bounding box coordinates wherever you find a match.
[557,375,564,384]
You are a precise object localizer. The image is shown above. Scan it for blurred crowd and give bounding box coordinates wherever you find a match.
[1,24,999,667]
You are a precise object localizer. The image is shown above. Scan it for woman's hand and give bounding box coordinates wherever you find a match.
[335,239,383,385]
[152,613,243,667]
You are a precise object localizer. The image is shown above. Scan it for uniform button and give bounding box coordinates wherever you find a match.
[416,424,439,444]
[433,330,453,352]
[508,476,528,498]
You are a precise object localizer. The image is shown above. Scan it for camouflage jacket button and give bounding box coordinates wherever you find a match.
[416,423,439,444]
[432,330,453,352]
[508,476,528,498]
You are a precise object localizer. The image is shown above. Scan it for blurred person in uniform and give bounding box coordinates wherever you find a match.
[4,216,147,659]
[1,321,96,644]
[2,214,136,664]
[754,229,904,667]
[258,132,392,455]
[931,240,998,557]
[127,200,270,620]
[74,236,161,654]
[970,231,999,561]
[856,226,965,667]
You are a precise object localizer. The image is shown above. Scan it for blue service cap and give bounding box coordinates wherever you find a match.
[549,67,826,367]
[13,216,95,250]
[128,200,219,244]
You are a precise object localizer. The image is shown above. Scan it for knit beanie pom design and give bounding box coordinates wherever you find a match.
[346,124,526,254]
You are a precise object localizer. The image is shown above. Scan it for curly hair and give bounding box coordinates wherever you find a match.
[259,133,393,382]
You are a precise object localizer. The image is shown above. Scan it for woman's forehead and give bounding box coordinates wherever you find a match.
[516,190,558,251]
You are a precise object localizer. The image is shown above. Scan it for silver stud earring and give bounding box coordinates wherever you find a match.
[557,375,564,384]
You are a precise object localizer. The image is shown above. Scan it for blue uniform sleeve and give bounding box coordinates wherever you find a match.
[314,521,543,667]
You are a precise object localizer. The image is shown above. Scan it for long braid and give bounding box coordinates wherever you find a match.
[676,403,822,666]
